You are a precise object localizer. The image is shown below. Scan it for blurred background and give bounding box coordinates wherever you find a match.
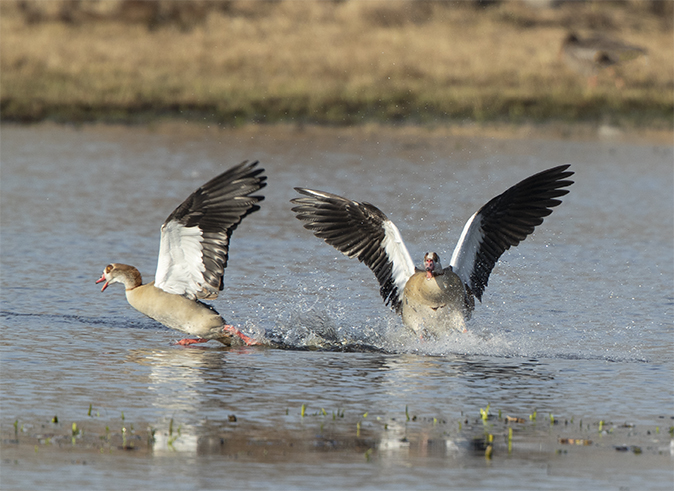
[1,0,672,128]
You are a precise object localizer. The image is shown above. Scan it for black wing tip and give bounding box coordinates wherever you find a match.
[545,164,575,183]
[293,187,316,195]
[235,160,267,187]
[534,164,574,180]
[198,160,267,196]
[291,188,342,204]
[290,189,345,213]
[225,159,264,178]
[235,159,261,170]
[290,188,389,223]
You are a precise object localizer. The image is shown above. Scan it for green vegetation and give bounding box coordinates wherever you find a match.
[1,0,672,127]
[4,406,671,463]
[480,404,490,421]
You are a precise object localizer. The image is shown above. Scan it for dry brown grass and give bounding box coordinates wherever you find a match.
[1,0,672,126]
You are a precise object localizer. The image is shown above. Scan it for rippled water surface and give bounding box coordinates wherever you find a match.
[1,124,672,490]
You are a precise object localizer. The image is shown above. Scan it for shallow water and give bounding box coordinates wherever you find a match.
[1,124,673,490]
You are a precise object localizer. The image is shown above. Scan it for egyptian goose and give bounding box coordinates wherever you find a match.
[560,32,647,87]
[291,165,574,337]
[97,161,266,346]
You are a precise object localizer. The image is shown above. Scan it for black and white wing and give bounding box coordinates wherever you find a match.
[449,165,574,301]
[154,161,266,300]
[291,188,415,312]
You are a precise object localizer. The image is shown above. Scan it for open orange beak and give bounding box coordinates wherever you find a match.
[96,274,109,292]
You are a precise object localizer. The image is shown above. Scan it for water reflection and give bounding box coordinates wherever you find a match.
[121,345,562,459]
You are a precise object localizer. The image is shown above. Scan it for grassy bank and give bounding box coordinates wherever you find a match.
[1,0,672,127]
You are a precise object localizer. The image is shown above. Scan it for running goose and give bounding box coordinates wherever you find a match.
[291,165,573,337]
[97,161,266,346]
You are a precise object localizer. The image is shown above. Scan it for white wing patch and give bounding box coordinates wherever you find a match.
[382,219,415,297]
[449,211,483,289]
[154,221,206,299]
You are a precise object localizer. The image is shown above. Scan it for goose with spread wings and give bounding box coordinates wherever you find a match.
[97,161,266,346]
[291,165,573,336]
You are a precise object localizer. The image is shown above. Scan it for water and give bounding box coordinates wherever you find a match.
[1,123,672,490]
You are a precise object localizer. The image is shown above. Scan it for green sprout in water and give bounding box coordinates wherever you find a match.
[71,422,78,445]
[508,427,513,453]
[480,404,490,422]
[88,404,92,417]
[301,404,306,418]
[484,434,494,459]
[529,410,537,422]
[598,420,604,432]
[405,406,410,422]
[166,419,178,449]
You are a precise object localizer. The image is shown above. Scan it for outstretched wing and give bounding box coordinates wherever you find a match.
[449,165,574,301]
[291,188,415,312]
[154,160,266,300]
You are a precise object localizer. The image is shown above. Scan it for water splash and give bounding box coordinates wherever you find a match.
[232,303,651,363]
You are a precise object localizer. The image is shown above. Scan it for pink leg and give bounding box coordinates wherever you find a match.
[223,325,260,346]
[175,337,209,346]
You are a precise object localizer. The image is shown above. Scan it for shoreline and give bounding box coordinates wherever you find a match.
[4,119,672,146]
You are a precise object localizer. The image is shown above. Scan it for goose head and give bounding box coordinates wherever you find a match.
[423,252,442,279]
[96,263,142,292]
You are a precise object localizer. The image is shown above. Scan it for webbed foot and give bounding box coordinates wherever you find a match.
[176,338,209,346]
[223,325,261,346]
